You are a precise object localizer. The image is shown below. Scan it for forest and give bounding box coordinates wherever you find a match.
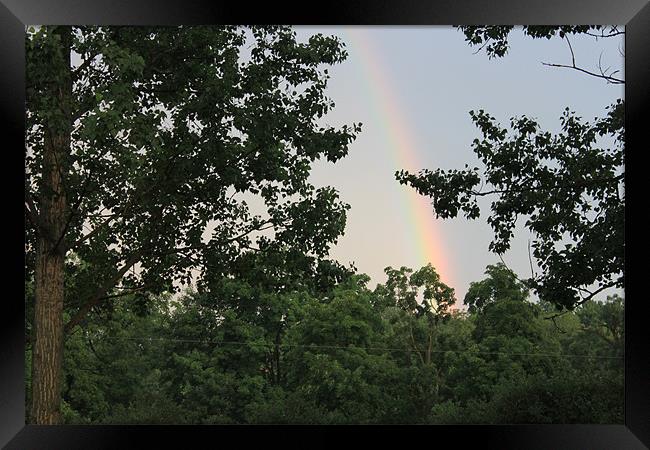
[27,259,623,424]
[25,25,624,424]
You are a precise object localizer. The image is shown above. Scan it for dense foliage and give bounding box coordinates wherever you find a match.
[25,25,624,426]
[26,260,623,424]
[26,24,359,335]
[25,25,359,423]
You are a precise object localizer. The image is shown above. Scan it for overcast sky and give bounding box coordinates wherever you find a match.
[295,26,624,302]
[64,26,623,303]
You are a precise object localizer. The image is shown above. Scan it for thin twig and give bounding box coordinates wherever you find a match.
[539,35,624,84]
[566,36,576,67]
[472,38,492,55]
[550,316,567,334]
[527,239,536,279]
[584,30,624,38]
[541,62,624,84]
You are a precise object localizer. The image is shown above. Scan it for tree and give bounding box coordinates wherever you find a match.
[456,263,562,404]
[375,264,456,366]
[486,370,623,424]
[395,26,624,311]
[25,25,360,423]
[373,264,456,420]
[58,294,180,424]
[42,264,622,424]
[281,276,397,423]
[569,294,624,373]
[463,262,529,313]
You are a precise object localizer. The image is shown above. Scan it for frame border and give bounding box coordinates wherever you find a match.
[3,0,648,448]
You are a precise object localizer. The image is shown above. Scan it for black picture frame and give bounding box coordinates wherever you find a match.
[3,0,648,448]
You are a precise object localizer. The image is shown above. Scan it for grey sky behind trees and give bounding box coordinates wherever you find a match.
[298,26,624,302]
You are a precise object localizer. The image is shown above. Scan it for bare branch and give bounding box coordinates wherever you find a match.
[497,254,529,288]
[574,281,619,308]
[584,30,625,38]
[565,36,576,67]
[538,34,624,84]
[541,61,624,84]
[527,239,536,279]
[597,50,620,83]
[472,38,492,55]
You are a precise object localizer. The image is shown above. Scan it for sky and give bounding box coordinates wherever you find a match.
[291,26,624,302]
[62,26,624,304]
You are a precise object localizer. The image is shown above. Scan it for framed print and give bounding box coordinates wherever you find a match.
[3,0,649,448]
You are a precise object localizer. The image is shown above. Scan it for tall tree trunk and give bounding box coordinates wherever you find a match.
[274,327,282,385]
[30,26,72,425]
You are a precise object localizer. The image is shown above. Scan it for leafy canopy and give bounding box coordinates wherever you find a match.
[396,26,624,310]
[25,26,361,330]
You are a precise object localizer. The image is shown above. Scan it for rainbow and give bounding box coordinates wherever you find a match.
[341,28,456,292]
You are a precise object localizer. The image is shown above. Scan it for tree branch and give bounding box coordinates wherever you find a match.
[63,216,285,334]
[408,321,425,366]
[25,191,59,244]
[470,175,624,198]
[541,62,624,84]
[98,285,150,301]
[158,220,279,257]
[85,332,109,365]
[527,239,536,279]
[471,38,492,55]
[573,281,618,308]
[549,316,567,334]
[497,254,528,288]
[64,248,144,333]
[68,214,115,251]
[539,34,624,84]
[566,36,576,67]
[52,169,93,255]
[584,30,625,38]
[68,166,173,251]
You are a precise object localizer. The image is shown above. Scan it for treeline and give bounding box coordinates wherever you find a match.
[25,250,623,424]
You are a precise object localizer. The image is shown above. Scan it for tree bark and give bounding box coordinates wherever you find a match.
[30,26,72,425]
